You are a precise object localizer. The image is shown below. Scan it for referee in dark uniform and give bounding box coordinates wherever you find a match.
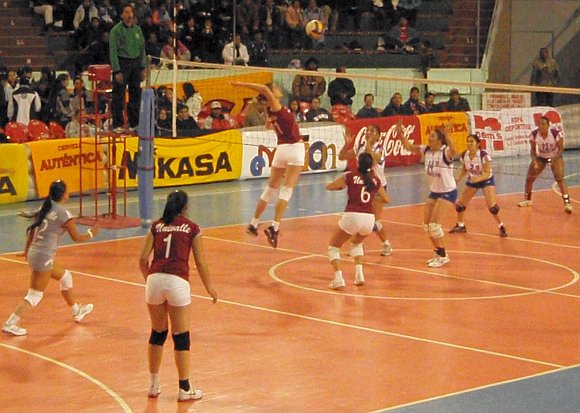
[109,3,146,132]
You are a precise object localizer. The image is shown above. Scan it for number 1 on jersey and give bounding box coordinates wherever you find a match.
[163,234,172,258]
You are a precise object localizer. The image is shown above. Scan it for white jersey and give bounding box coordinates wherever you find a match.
[424,145,456,193]
[354,136,387,187]
[461,149,492,181]
[29,203,73,257]
[530,128,561,159]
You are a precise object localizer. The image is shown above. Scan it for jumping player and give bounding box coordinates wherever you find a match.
[326,153,389,289]
[2,180,99,336]
[450,134,507,237]
[232,81,305,248]
[339,124,393,256]
[139,190,217,402]
[518,116,572,213]
[398,121,456,267]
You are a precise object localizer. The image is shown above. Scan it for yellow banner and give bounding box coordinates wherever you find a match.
[28,138,106,197]
[113,131,243,187]
[0,144,29,204]
[419,112,469,153]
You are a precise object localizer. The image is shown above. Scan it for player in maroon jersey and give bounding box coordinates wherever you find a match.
[231,81,305,248]
[326,153,389,289]
[139,190,217,402]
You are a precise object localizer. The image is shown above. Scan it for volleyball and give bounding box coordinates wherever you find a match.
[305,19,324,40]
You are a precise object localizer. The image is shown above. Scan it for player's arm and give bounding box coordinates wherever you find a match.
[554,135,564,159]
[19,228,36,259]
[139,231,154,278]
[396,118,421,154]
[377,186,390,204]
[64,220,99,243]
[338,130,355,160]
[326,174,347,191]
[191,234,217,303]
[455,164,468,183]
[230,82,282,112]
[442,125,456,159]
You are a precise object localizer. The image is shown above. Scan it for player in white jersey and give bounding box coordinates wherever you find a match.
[339,124,393,256]
[518,116,572,213]
[398,121,456,268]
[449,134,507,237]
[2,180,99,336]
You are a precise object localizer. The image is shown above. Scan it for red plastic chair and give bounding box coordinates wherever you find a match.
[4,122,29,143]
[49,121,66,139]
[27,120,51,141]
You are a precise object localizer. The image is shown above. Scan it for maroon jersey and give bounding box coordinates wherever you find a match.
[269,106,302,144]
[344,171,380,214]
[148,215,200,280]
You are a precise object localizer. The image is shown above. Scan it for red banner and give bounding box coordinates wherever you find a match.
[344,116,422,170]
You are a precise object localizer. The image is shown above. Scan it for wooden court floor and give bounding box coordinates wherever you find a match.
[0,187,578,413]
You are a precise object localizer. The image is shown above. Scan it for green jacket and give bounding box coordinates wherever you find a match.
[109,22,146,73]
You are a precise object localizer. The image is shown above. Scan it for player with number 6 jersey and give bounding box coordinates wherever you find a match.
[326,153,389,289]
[139,190,217,402]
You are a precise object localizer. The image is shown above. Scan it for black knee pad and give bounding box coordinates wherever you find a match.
[455,203,466,213]
[489,205,500,215]
[149,329,168,346]
[173,331,190,351]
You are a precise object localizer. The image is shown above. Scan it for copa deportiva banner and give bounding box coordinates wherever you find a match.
[468,107,564,157]
[113,130,243,187]
[28,138,105,197]
[0,144,29,204]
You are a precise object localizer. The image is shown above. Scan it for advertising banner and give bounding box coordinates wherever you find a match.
[114,130,244,187]
[0,144,29,204]
[240,123,347,180]
[482,92,531,110]
[419,112,469,153]
[28,138,105,197]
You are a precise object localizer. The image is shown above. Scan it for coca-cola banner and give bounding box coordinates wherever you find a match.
[344,116,422,169]
[468,107,564,157]
[419,112,469,154]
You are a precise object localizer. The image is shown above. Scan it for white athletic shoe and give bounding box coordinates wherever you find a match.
[381,242,393,256]
[518,199,532,207]
[178,388,203,402]
[73,303,94,323]
[2,323,27,336]
[565,203,573,214]
[426,254,439,264]
[329,278,346,289]
[354,273,365,286]
[148,384,161,398]
[428,256,450,268]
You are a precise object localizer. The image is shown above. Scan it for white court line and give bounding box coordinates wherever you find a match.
[0,343,132,413]
[0,253,567,370]
[370,363,580,413]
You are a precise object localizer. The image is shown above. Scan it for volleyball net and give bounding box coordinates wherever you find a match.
[145,57,580,185]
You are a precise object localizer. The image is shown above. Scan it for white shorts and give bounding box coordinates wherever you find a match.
[338,212,375,236]
[145,272,191,307]
[272,143,305,168]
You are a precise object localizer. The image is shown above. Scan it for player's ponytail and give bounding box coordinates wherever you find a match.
[27,180,67,233]
[161,190,188,224]
[357,153,376,192]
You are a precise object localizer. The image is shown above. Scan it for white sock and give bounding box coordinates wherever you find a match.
[384,240,391,247]
[334,270,343,280]
[458,222,465,227]
[355,264,363,276]
[6,313,20,326]
[272,221,280,231]
[71,303,79,315]
[150,373,160,387]
[250,218,259,227]
[498,223,504,228]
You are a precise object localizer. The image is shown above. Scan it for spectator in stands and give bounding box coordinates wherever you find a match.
[65,102,95,138]
[384,16,420,52]
[334,0,361,30]
[248,31,269,67]
[259,0,283,49]
[140,13,160,41]
[222,34,250,66]
[7,77,41,126]
[71,76,94,114]
[424,92,442,113]
[202,101,237,130]
[78,17,104,51]
[445,88,471,112]
[19,67,34,85]
[176,104,200,137]
[419,40,438,76]
[356,93,381,118]
[291,57,326,105]
[155,86,172,116]
[97,0,117,29]
[366,0,398,30]
[145,32,162,67]
[73,0,99,48]
[199,19,221,63]
[155,108,172,137]
[238,95,269,127]
[327,66,356,107]
[181,17,202,62]
[237,0,259,40]
[4,70,19,116]
[289,99,306,123]
[286,0,307,49]
[530,47,559,107]
[51,73,74,126]
[32,0,56,34]
[397,0,421,27]
[381,92,404,117]
[133,0,151,24]
[160,32,191,68]
[152,2,172,26]
[183,83,203,122]
[402,86,427,115]
[0,67,8,128]
[305,97,333,122]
